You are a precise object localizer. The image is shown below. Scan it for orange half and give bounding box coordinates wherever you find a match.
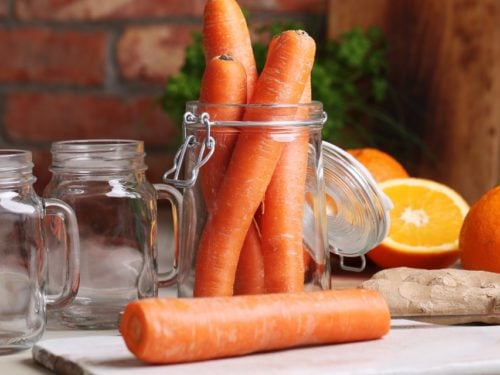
[368,178,469,269]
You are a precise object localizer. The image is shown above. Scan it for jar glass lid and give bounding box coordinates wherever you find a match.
[322,142,392,267]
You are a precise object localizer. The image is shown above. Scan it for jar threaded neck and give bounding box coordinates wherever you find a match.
[50,139,147,174]
[0,150,36,186]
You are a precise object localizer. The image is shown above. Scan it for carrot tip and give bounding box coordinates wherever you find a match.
[295,30,309,36]
[218,53,234,61]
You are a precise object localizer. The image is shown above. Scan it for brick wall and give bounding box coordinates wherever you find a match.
[0,0,325,192]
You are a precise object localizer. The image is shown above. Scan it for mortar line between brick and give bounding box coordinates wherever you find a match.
[0,10,320,30]
[0,16,202,30]
[0,84,162,96]
[0,137,53,150]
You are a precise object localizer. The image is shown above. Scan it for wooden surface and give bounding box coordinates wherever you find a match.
[327,0,500,204]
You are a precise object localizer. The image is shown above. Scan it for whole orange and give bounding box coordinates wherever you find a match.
[347,148,409,183]
[459,185,500,272]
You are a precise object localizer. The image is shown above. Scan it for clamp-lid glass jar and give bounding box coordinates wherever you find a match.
[164,101,391,296]
[165,101,329,297]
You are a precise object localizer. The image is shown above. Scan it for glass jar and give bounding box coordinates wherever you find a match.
[44,140,181,329]
[164,101,330,297]
[0,150,79,352]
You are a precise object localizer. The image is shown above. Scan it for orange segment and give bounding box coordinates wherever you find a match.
[368,178,469,269]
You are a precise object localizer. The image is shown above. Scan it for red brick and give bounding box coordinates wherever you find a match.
[0,28,106,85]
[4,92,180,147]
[15,0,205,21]
[117,25,198,84]
[0,0,9,17]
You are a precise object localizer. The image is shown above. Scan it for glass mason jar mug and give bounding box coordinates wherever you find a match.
[164,101,330,297]
[0,150,79,352]
[44,140,182,329]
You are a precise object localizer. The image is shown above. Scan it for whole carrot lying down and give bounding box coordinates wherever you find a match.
[120,289,391,364]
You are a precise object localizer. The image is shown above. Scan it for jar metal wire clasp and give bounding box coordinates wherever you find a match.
[163,112,216,189]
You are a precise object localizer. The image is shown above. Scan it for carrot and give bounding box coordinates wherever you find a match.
[233,220,265,294]
[260,64,312,293]
[199,54,246,122]
[193,30,316,297]
[120,289,391,364]
[246,30,316,110]
[198,54,246,210]
[201,1,261,290]
[300,76,312,105]
[261,128,310,293]
[197,54,265,295]
[203,0,258,99]
[193,132,282,296]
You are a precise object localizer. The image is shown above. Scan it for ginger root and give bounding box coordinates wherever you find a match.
[360,267,500,324]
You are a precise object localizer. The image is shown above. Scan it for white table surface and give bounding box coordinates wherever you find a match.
[32,320,500,375]
[2,319,499,375]
[1,328,116,374]
[2,273,499,374]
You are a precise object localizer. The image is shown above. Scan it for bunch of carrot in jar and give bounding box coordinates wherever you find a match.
[120,0,390,364]
[195,4,314,299]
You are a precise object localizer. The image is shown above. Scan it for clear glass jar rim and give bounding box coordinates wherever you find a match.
[186,100,326,127]
[0,149,32,158]
[189,100,323,109]
[0,149,33,168]
[51,139,144,152]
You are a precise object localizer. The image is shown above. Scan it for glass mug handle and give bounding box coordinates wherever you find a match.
[154,183,183,287]
[43,198,80,310]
